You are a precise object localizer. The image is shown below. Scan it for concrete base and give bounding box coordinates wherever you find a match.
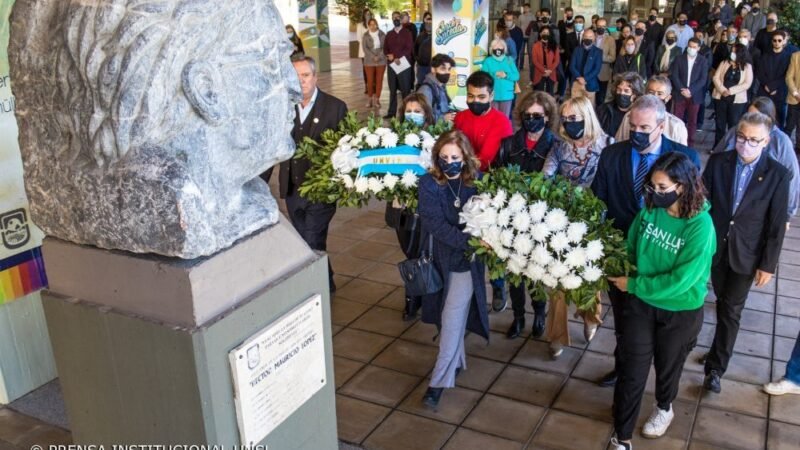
[41,218,337,447]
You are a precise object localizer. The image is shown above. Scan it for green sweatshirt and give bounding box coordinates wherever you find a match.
[627,202,716,312]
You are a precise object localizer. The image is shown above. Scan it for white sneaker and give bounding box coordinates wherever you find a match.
[642,403,674,438]
[608,437,632,450]
[763,378,800,396]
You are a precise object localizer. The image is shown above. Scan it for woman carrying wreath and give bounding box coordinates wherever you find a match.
[418,130,489,408]
[540,95,613,358]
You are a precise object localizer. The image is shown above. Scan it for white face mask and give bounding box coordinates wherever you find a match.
[687,47,698,57]
[739,37,749,46]
[626,45,636,54]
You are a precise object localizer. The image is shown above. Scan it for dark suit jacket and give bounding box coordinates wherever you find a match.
[563,31,579,66]
[277,89,348,199]
[670,53,709,104]
[702,151,790,275]
[590,137,701,234]
[569,45,603,92]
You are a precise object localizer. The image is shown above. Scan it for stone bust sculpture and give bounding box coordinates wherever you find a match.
[9,0,301,258]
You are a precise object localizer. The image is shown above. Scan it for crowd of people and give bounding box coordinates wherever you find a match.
[278,3,800,449]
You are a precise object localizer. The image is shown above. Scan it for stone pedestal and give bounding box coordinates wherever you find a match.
[41,218,337,447]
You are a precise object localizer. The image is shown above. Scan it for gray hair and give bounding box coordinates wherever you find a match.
[292,55,317,74]
[737,111,773,133]
[647,75,673,95]
[630,95,667,124]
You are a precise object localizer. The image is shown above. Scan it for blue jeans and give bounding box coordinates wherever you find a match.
[786,329,800,384]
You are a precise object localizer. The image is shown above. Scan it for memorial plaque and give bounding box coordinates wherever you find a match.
[229,294,326,445]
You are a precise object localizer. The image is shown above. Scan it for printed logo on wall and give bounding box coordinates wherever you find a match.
[0,208,30,250]
[435,18,468,46]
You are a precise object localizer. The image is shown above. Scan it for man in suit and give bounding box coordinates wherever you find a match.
[279,56,348,292]
[634,21,656,79]
[594,17,617,106]
[562,15,583,80]
[670,37,709,148]
[591,95,701,387]
[569,28,602,104]
[702,112,790,393]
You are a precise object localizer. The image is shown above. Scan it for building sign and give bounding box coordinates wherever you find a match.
[228,295,326,445]
[0,0,47,304]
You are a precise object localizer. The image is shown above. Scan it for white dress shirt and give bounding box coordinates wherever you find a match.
[686,55,697,88]
[298,87,319,124]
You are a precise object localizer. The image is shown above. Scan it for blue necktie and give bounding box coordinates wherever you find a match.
[634,155,649,200]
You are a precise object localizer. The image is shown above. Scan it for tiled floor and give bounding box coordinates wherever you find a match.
[2,46,799,450]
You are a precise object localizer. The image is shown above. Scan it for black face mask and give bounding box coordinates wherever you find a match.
[678,19,687,26]
[752,7,760,14]
[393,18,401,27]
[467,101,491,116]
[435,73,450,84]
[522,115,546,133]
[493,49,505,56]
[649,15,657,22]
[566,16,573,22]
[651,189,680,208]
[596,27,606,35]
[424,22,432,31]
[635,28,645,36]
[437,159,463,177]
[582,38,594,47]
[630,129,655,152]
[540,34,550,41]
[541,17,550,23]
[563,121,585,140]
[616,94,633,109]
[767,19,776,26]
[666,37,677,45]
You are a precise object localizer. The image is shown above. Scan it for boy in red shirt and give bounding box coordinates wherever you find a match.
[454,71,514,171]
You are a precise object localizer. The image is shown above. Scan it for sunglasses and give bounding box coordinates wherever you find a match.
[523,113,546,120]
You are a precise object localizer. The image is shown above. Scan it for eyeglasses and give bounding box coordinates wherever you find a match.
[735,134,767,147]
[773,39,784,43]
[644,183,678,194]
[560,114,584,122]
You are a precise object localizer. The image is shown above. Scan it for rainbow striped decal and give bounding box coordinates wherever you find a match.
[0,247,48,304]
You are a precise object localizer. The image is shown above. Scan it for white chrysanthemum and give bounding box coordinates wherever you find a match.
[508,193,527,212]
[331,145,360,174]
[532,244,553,266]
[495,247,511,260]
[420,130,433,141]
[492,189,508,208]
[383,173,399,190]
[525,263,546,281]
[381,133,399,148]
[418,148,432,169]
[422,138,436,151]
[582,265,603,282]
[364,134,381,147]
[356,128,370,138]
[484,226,502,248]
[404,133,421,147]
[514,233,534,255]
[367,177,384,193]
[374,127,391,136]
[500,228,515,247]
[561,274,583,290]
[512,211,531,232]
[566,222,588,243]
[338,135,352,146]
[508,253,527,275]
[497,209,512,227]
[529,200,548,223]
[549,261,570,279]
[542,274,559,288]
[545,208,569,231]
[564,247,588,268]
[531,222,551,242]
[400,170,418,188]
[586,240,604,261]
[340,174,355,189]
[550,232,570,253]
[354,177,369,193]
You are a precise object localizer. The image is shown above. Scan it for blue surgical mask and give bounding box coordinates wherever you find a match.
[437,158,463,177]
[575,23,585,32]
[405,112,425,127]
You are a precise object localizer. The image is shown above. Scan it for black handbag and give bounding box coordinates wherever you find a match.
[397,234,443,297]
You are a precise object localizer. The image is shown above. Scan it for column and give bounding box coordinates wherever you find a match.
[298,0,332,72]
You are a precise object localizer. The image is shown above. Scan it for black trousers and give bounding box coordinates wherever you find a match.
[713,99,746,147]
[285,189,337,284]
[705,257,756,376]
[510,279,546,318]
[613,295,703,440]
[609,284,627,373]
[386,65,413,117]
[786,104,800,154]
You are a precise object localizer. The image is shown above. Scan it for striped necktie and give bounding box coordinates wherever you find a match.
[633,155,649,200]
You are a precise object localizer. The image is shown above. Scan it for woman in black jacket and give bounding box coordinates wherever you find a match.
[614,36,648,80]
[492,91,560,339]
[419,130,489,407]
[597,71,645,137]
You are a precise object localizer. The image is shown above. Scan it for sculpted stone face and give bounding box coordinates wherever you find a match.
[9,0,301,258]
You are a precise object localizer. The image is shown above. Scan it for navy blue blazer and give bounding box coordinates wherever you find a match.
[669,53,709,104]
[569,45,603,92]
[417,173,490,341]
[590,137,701,234]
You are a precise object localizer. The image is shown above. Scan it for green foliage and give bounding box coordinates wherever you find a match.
[336,0,381,24]
[781,1,800,47]
[470,166,634,311]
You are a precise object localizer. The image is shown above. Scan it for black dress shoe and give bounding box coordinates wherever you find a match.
[422,387,444,407]
[506,317,525,339]
[704,370,722,393]
[532,313,545,338]
[598,369,618,387]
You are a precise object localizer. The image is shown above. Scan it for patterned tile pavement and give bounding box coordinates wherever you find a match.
[1,46,799,450]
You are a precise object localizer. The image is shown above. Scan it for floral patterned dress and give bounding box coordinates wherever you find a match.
[542,134,614,188]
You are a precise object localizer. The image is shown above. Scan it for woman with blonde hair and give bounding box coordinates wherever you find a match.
[419,130,488,407]
[541,95,614,358]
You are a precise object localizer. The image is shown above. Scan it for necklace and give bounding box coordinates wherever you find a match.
[571,142,593,165]
[447,178,462,208]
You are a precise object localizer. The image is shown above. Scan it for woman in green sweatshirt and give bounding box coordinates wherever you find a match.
[607,152,716,450]
[480,38,520,119]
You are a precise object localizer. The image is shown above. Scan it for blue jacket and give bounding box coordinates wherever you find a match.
[569,45,603,92]
[480,56,520,102]
[670,53,709,105]
[417,174,490,341]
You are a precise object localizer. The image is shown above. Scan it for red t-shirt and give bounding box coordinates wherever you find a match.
[454,108,513,171]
